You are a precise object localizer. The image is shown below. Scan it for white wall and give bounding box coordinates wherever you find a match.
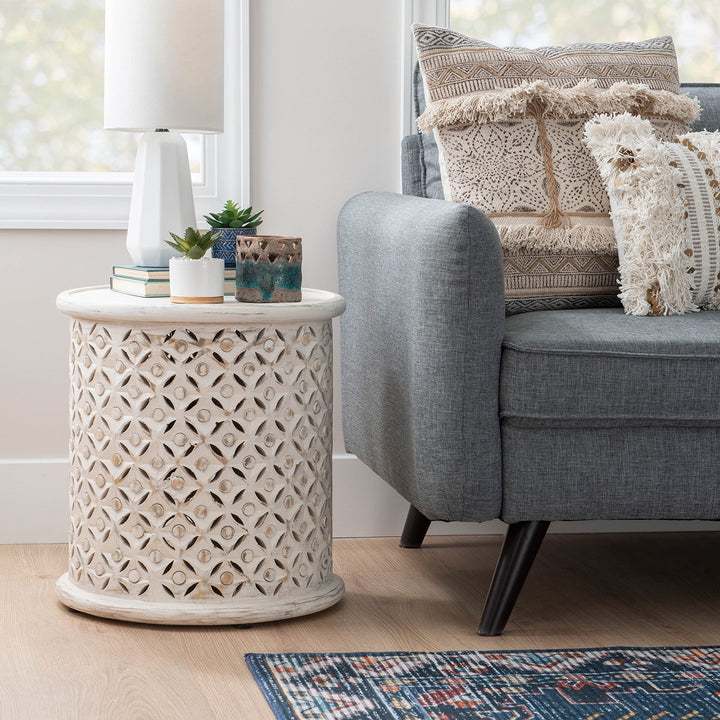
[0,0,413,543]
[247,0,402,455]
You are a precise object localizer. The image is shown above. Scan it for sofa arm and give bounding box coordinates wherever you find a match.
[337,192,505,522]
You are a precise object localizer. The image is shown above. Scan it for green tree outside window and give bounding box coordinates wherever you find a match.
[451,0,720,83]
[0,0,202,173]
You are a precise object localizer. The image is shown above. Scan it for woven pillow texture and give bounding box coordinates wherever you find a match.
[413,25,699,314]
[585,114,720,315]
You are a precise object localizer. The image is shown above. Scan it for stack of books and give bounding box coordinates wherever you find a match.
[111,265,237,297]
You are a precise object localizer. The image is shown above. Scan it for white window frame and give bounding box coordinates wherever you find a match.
[402,0,450,138]
[0,0,249,230]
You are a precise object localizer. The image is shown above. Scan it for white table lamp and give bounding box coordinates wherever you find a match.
[105,0,224,267]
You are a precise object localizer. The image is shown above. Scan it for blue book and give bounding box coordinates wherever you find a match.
[113,265,235,281]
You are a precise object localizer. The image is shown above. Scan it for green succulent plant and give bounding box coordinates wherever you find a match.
[165,227,220,260]
[204,200,264,229]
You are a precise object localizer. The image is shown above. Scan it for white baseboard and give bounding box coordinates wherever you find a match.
[0,459,69,544]
[1,455,719,544]
[331,454,501,537]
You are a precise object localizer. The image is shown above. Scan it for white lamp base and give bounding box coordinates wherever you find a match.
[126,132,196,267]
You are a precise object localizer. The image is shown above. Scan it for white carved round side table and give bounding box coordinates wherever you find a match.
[56,287,345,625]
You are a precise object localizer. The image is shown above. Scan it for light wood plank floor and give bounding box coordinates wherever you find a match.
[2,532,720,719]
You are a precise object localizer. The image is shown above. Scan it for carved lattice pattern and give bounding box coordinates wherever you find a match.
[67,319,334,604]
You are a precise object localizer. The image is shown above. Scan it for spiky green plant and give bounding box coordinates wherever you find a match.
[165,227,220,259]
[204,200,264,229]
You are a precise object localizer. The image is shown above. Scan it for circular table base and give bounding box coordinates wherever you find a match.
[56,573,345,625]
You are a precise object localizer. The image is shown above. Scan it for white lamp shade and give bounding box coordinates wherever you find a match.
[105,0,224,133]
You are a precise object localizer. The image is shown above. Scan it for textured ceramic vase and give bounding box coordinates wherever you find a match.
[169,256,225,303]
[211,227,257,267]
[236,235,302,303]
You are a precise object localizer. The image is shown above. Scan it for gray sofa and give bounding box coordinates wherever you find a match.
[337,77,720,635]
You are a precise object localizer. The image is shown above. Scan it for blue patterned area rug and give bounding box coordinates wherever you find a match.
[246,647,720,719]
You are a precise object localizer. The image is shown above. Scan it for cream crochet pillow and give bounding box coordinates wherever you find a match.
[584,113,720,315]
[413,26,700,314]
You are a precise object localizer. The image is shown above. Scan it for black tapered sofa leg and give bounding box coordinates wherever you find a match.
[478,520,550,636]
[399,505,432,548]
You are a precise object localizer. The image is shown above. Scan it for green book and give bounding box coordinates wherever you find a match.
[112,265,169,281]
[110,274,236,298]
[110,275,170,297]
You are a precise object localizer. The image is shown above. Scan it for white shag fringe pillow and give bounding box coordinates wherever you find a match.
[584,113,720,315]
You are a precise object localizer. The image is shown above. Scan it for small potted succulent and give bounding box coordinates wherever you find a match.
[166,227,224,304]
[204,200,264,267]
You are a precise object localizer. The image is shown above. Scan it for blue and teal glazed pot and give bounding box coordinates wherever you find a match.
[211,227,257,267]
[236,235,302,303]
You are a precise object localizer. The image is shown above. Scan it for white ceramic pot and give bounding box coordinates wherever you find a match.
[169,256,225,304]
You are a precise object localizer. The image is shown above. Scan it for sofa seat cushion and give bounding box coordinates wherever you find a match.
[501,308,720,424]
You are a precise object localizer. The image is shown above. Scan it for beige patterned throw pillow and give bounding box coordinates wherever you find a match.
[585,114,720,315]
[413,26,700,314]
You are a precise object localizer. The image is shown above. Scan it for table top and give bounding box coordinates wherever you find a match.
[57,286,346,324]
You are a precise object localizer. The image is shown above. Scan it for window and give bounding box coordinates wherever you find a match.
[0,0,248,229]
[450,0,720,83]
[404,0,718,138]
[402,0,450,136]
